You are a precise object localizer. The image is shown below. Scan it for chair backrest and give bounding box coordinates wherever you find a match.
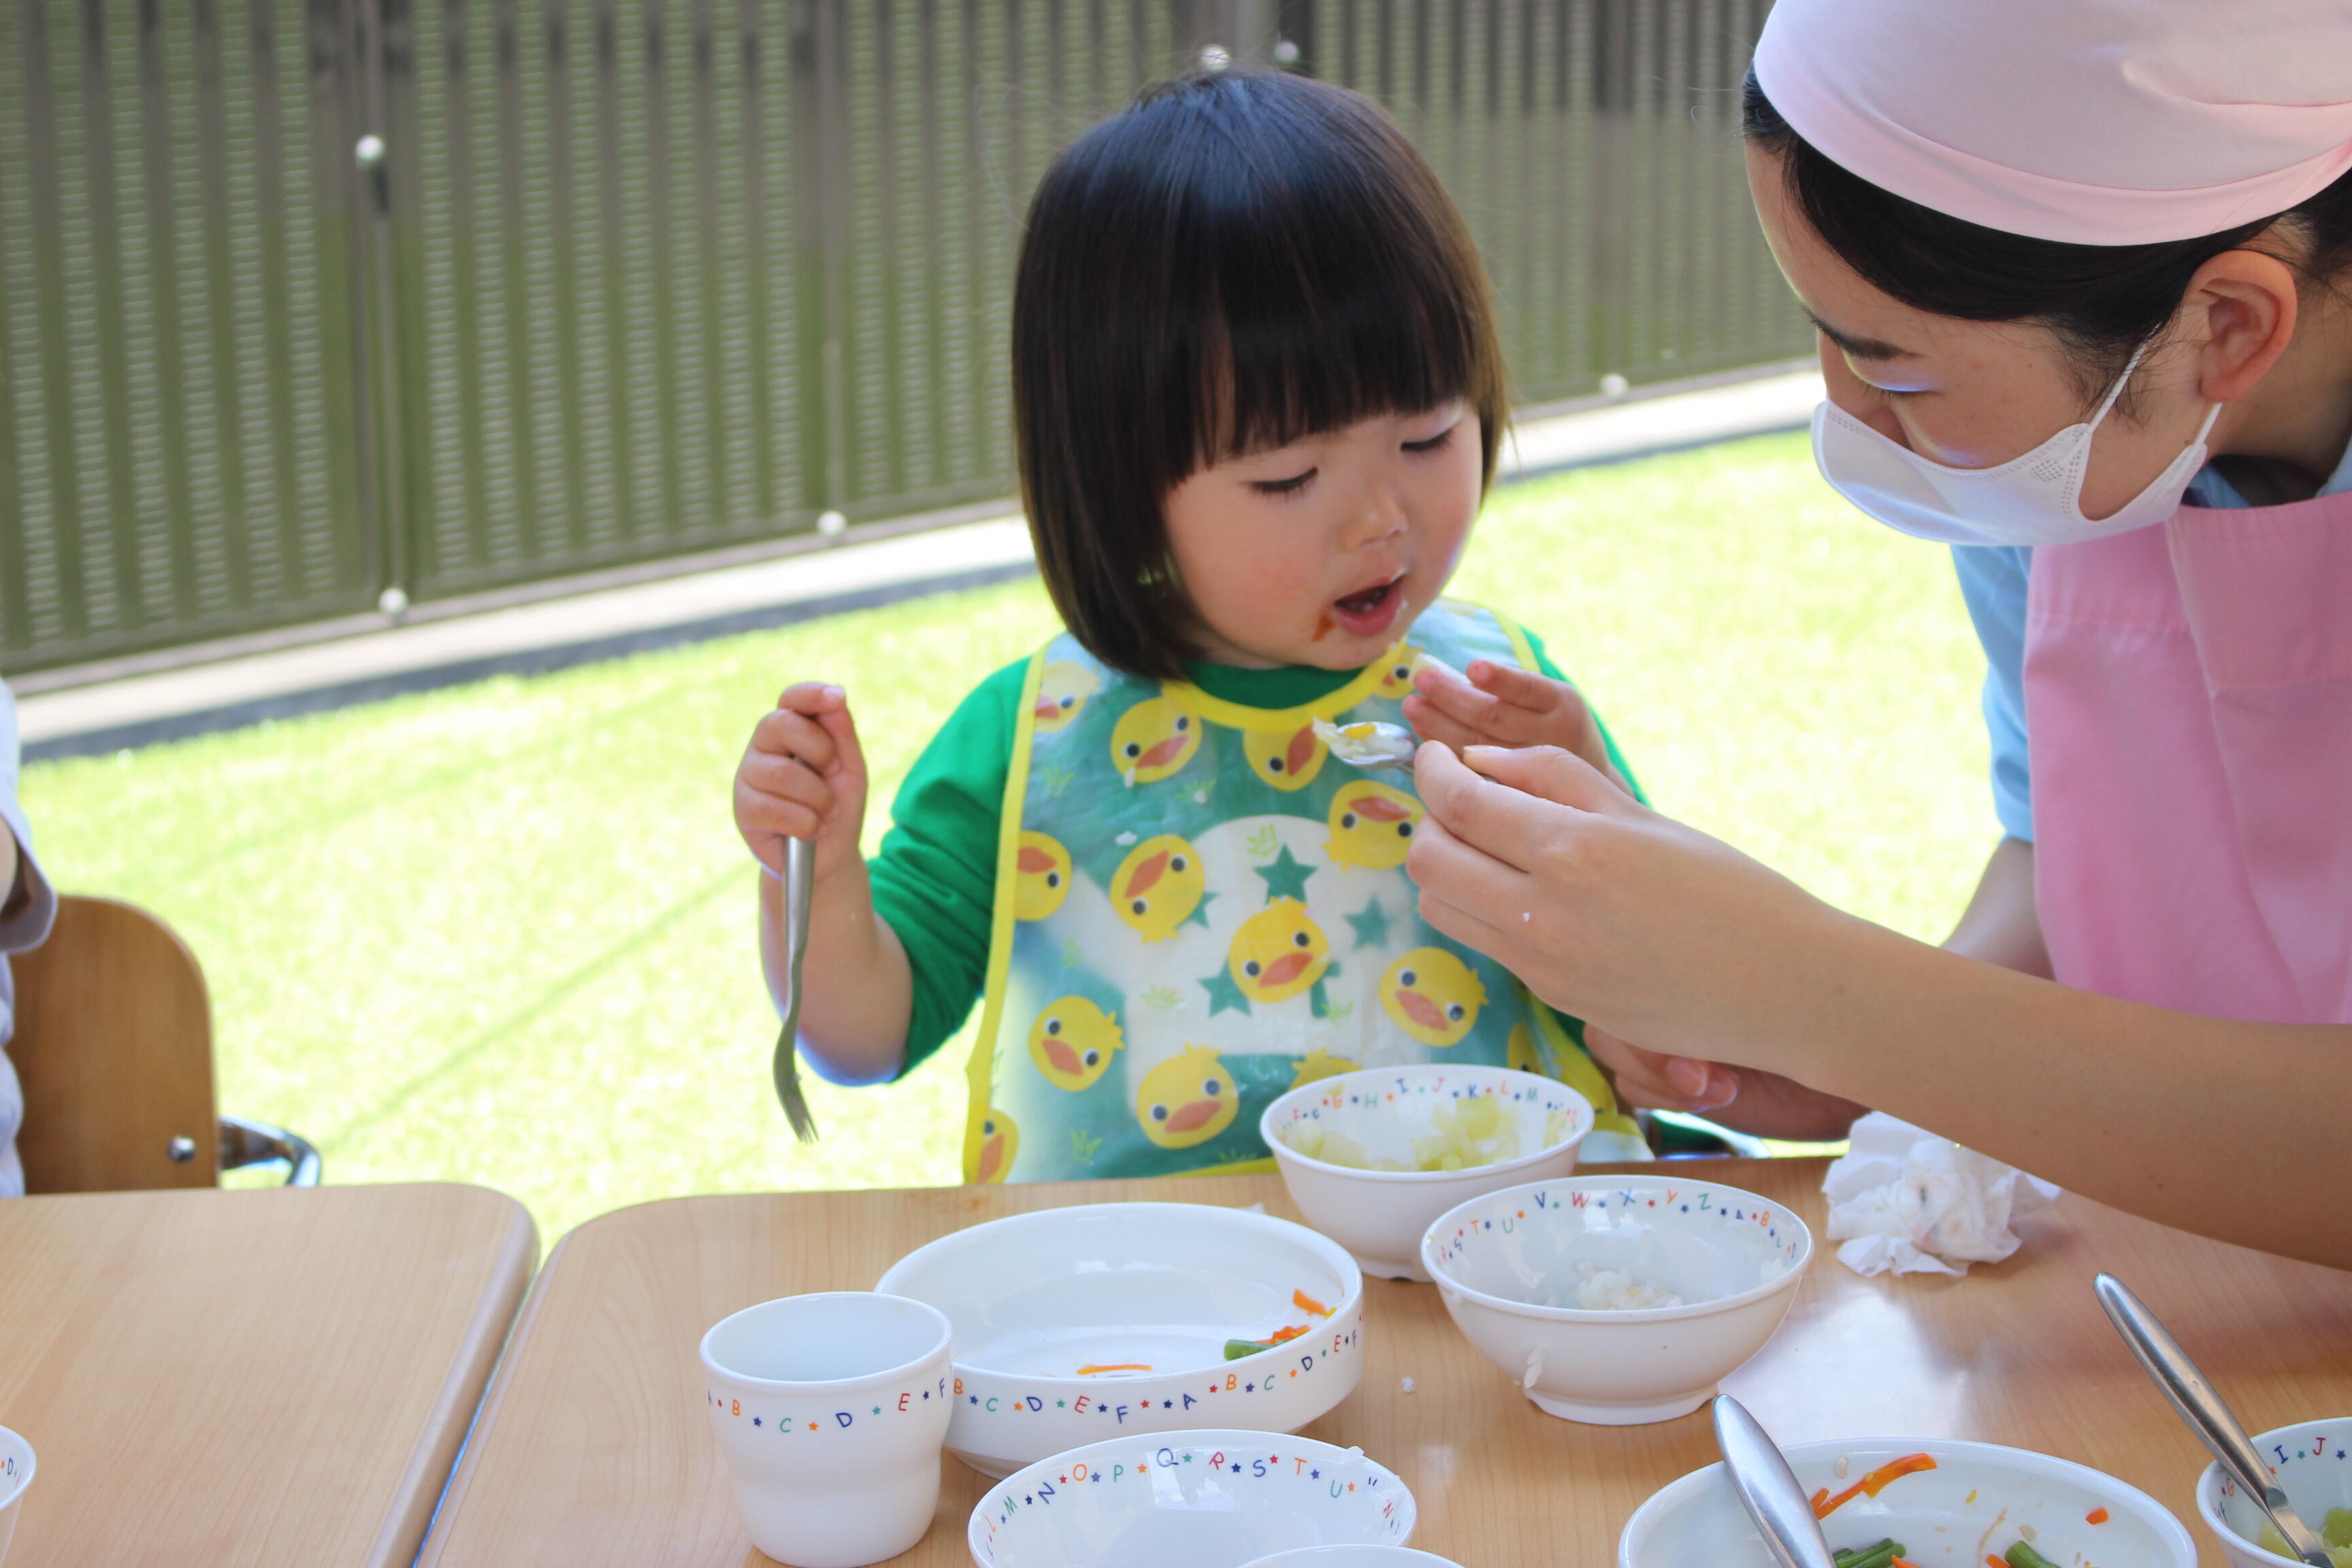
[10,894,218,1193]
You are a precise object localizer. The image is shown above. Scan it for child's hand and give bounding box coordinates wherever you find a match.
[1401,659,1627,791]
[734,682,871,884]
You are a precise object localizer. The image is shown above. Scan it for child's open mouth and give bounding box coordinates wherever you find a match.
[1330,576,1405,638]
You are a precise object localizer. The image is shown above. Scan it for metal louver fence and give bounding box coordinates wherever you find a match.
[2,0,1807,678]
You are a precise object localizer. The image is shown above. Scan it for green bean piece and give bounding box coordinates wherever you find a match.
[2006,1541,2063,1568]
[1223,1339,1273,1360]
[1833,1539,1895,1568]
[1841,1540,1904,1568]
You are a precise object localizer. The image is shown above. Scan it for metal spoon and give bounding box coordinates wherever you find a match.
[2094,1273,2331,1567]
[768,834,818,1143]
[1712,1394,1838,1568]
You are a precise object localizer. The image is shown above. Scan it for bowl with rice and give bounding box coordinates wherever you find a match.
[1260,1065,1594,1281]
[1421,1174,1812,1425]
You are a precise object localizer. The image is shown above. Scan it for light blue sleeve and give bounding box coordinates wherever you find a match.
[1949,545,2034,843]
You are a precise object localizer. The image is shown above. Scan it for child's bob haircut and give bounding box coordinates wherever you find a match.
[1013,69,1509,680]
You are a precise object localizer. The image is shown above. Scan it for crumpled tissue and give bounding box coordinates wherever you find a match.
[1821,1113,2060,1277]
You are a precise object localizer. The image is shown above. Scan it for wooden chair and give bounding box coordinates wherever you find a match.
[10,894,318,1194]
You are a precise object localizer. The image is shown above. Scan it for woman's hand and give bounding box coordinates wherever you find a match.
[1403,661,1628,791]
[1405,740,1855,1073]
[734,682,872,885]
[1583,1026,1867,1141]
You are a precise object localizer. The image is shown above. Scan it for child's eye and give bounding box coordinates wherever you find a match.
[1250,468,1316,497]
[1403,425,1456,454]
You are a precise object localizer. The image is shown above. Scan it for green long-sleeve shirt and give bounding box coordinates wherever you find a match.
[868,634,1640,1075]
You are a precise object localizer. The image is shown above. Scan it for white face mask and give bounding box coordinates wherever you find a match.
[1812,341,2222,548]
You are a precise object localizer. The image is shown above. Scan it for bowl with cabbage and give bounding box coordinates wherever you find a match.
[1420,1175,1812,1425]
[2199,1418,2352,1568]
[1260,1065,1593,1281]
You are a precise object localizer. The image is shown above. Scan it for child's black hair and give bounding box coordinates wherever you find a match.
[1013,68,1508,680]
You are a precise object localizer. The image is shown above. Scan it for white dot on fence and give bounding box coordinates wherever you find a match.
[817,510,847,538]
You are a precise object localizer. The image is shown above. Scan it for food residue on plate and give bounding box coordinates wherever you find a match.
[2259,1507,2352,1567]
[1222,1288,1339,1360]
[1074,1362,1154,1376]
[1282,1094,1546,1172]
[1569,1260,1684,1311]
[1814,1454,1938,1518]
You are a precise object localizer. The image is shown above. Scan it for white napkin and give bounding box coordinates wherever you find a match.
[1821,1113,2060,1277]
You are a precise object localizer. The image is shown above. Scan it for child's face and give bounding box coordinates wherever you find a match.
[1161,402,1482,670]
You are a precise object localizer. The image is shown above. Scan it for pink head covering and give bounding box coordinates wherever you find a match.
[1752,0,2352,245]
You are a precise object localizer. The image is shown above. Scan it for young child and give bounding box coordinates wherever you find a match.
[732,68,1649,1183]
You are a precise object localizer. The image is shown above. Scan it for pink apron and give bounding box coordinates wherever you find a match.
[2023,490,2352,1022]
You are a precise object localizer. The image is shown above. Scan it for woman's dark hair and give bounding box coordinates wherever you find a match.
[1013,68,1507,680]
[1743,71,2352,410]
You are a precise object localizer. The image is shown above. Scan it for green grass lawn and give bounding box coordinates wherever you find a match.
[20,431,1994,1242]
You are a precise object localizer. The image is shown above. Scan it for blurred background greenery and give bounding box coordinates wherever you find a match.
[20,431,1992,1241]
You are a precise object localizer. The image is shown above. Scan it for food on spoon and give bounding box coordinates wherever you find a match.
[1313,717,1417,768]
[1569,1260,1684,1310]
[2257,1508,2352,1567]
[1279,1094,1524,1173]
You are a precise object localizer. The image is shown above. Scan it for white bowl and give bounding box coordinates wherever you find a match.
[966,1428,1414,1568]
[1620,1435,2197,1568]
[1420,1174,1810,1424]
[879,1203,1365,1477]
[1241,1548,1461,1567]
[2198,1418,2352,1568]
[0,1426,32,1567]
[1262,1065,1593,1281]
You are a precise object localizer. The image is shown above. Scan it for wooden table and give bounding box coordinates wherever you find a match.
[0,1182,535,1567]
[415,1161,2352,1567]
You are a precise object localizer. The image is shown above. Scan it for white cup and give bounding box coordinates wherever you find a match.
[0,1426,35,1567]
[701,1292,955,1568]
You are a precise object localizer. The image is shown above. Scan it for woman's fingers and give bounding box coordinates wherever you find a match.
[1459,742,1631,816]
[1583,1026,1742,1114]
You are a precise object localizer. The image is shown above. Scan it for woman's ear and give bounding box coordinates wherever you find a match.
[2185,248,2301,405]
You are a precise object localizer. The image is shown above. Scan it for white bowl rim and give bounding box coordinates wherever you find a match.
[697,1290,953,1391]
[877,1200,1365,1386]
[2194,1416,2352,1568]
[1418,1173,1814,1324]
[1257,1064,1595,1187]
[966,1426,1416,1561]
[0,1425,33,1514]
[1239,1548,1461,1567]
[1621,1433,2198,1568]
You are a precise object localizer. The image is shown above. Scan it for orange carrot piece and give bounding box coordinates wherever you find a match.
[1267,1324,1309,1343]
[2087,1507,2110,1524]
[1892,1558,1926,1568]
[1293,1288,1333,1318]
[1988,1558,2008,1567]
[1075,1362,1153,1375]
[1816,1453,1938,1518]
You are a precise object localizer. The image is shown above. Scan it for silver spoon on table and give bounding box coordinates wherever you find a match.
[2095,1273,2332,1567]
[768,834,818,1143]
[1712,1394,1838,1568]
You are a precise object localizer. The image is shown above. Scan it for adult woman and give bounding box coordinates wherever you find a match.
[1407,0,2352,1268]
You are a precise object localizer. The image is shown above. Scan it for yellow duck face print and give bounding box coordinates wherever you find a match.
[1032,660,1100,736]
[1507,1021,1541,1075]
[1137,1045,1239,1149]
[1375,644,1423,698]
[975,1108,1019,1183]
[1242,722,1326,792]
[1381,947,1487,1047]
[1014,832,1074,921]
[1109,693,1199,785]
[1228,898,1331,1004]
[1028,996,1123,1092]
[1111,834,1206,943]
[1289,1047,1360,1090]
[1326,781,1424,870]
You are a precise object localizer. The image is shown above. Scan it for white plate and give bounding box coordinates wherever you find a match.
[1620,1435,2195,1568]
[967,1428,1414,1568]
[879,1203,1365,1477]
[1261,1064,1592,1280]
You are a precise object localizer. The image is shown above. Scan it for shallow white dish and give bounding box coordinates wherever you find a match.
[1241,1547,1460,1567]
[879,1203,1365,1477]
[1262,1065,1592,1281]
[0,1426,31,1568]
[967,1428,1414,1568]
[1420,1174,1810,1424]
[1620,1435,2196,1568]
[2198,1418,2352,1568]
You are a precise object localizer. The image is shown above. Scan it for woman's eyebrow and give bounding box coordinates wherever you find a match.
[1805,310,1912,362]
